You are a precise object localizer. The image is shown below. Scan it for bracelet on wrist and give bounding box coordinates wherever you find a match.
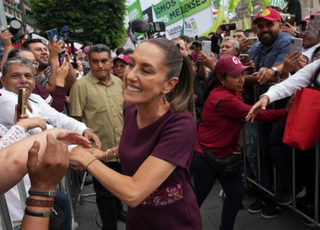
[26,197,54,207]
[28,190,57,197]
[86,158,97,171]
[24,207,56,218]
[105,149,118,162]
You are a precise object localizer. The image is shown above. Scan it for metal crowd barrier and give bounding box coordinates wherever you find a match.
[241,127,320,228]
[0,179,26,230]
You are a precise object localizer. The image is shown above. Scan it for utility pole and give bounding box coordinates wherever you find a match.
[0,0,7,29]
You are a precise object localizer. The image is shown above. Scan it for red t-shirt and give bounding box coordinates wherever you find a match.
[194,86,287,158]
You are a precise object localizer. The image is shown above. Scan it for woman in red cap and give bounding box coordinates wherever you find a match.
[113,54,130,81]
[192,55,289,230]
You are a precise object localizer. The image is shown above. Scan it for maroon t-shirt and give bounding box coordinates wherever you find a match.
[119,104,201,230]
[194,86,287,157]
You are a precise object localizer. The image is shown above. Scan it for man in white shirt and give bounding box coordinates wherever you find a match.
[0,56,100,229]
[0,56,100,145]
[246,59,320,120]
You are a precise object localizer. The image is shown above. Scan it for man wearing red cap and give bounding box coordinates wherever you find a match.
[250,8,291,83]
[248,7,292,218]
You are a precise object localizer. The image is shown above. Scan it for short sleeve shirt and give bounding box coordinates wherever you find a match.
[69,72,124,151]
[249,32,291,95]
[249,32,291,71]
[118,104,201,230]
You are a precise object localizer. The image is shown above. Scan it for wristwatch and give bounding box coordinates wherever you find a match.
[28,190,57,197]
[270,67,279,76]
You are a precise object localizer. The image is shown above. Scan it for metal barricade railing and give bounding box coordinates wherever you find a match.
[0,179,27,230]
[242,126,320,228]
[0,195,13,230]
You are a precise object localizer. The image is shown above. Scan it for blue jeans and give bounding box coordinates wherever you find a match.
[191,151,244,230]
[50,190,71,230]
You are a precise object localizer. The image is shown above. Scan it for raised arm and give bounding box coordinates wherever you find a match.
[70,114,195,207]
[70,147,176,208]
[20,134,69,230]
[0,128,91,195]
[0,30,13,70]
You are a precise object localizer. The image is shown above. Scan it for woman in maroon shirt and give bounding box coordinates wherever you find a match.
[192,56,288,230]
[70,38,201,230]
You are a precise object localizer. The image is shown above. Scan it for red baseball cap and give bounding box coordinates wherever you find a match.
[113,54,130,64]
[253,8,282,24]
[215,56,253,77]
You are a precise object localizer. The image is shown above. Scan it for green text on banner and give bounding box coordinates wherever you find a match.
[180,0,212,18]
[153,0,183,26]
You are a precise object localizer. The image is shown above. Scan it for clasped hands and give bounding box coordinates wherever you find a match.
[69,146,119,171]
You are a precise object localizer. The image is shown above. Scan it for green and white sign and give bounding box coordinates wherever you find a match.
[153,0,183,26]
[180,0,214,38]
[127,0,143,21]
[126,0,214,39]
[180,0,211,18]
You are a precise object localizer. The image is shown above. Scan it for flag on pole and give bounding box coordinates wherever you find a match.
[229,0,241,11]
[243,16,249,30]
[213,0,230,31]
[247,0,254,13]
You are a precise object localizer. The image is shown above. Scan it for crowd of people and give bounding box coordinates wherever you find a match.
[0,4,319,230]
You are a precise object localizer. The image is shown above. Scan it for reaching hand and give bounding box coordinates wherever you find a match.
[16,117,48,131]
[198,51,215,70]
[283,51,301,73]
[56,58,70,80]
[282,23,299,37]
[70,145,93,171]
[0,30,13,47]
[53,128,92,148]
[49,35,64,58]
[27,134,69,191]
[239,37,249,51]
[83,129,101,149]
[245,95,270,122]
[255,68,276,85]
[14,105,47,131]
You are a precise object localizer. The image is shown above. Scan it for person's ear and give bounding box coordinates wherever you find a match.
[0,76,6,86]
[278,22,283,29]
[218,77,226,87]
[163,77,179,94]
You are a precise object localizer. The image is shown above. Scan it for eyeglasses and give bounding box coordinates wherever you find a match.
[32,61,40,68]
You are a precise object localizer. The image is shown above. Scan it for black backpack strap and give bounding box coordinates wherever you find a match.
[215,96,232,113]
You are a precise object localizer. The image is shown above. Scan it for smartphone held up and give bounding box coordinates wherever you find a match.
[289,37,303,54]
[46,28,60,42]
[307,14,320,39]
[17,88,26,121]
[221,23,236,31]
[202,41,212,57]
